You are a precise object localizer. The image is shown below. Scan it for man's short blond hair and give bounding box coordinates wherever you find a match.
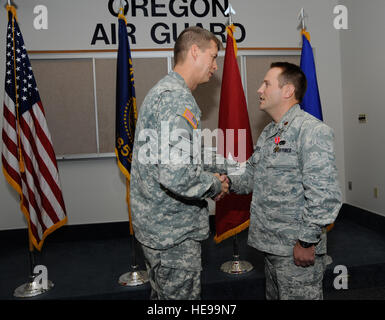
[174,26,222,66]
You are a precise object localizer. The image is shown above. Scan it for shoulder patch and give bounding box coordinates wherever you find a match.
[182,107,198,129]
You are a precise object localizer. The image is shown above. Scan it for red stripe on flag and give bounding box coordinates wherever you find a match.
[33,102,59,168]
[21,110,66,211]
[19,169,47,233]
[2,129,18,160]
[3,104,16,130]
[21,147,60,226]
[2,154,21,186]
[19,117,63,224]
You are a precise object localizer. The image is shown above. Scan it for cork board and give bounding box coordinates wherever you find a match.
[29,53,299,157]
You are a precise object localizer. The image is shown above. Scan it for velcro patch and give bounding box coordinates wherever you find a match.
[182,108,198,129]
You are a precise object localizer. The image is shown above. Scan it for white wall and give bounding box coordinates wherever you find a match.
[339,0,385,216]
[0,0,345,230]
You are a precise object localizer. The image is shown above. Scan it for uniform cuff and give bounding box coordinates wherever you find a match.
[298,225,322,244]
[204,173,222,198]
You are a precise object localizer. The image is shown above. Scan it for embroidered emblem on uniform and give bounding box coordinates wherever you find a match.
[274,136,280,152]
[182,108,198,129]
[274,137,281,145]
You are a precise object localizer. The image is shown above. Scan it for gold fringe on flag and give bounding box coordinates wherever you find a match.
[226,24,238,58]
[214,219,250,244]
[6,4,17,21]
[301,28,311,42]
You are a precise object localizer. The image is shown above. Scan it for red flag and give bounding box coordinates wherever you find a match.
[2,5,67,251]
[214,25,253,243]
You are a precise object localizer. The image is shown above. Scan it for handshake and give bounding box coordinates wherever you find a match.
[213,173,230,202]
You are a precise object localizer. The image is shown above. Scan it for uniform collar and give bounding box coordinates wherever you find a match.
[168,71,201,118]
[169,71,191,92]
[277,104,301,129]
[267,104,301,138]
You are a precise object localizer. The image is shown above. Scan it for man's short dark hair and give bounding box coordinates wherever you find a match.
[270,62,307,103]
[174,26,222,66]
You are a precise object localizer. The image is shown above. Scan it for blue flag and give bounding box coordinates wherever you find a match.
[300,30,323,121]
[115,12,137,180]
[300,30,335,233]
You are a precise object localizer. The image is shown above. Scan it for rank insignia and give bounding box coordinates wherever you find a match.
[274,146,280,153]
[274,136,281,152]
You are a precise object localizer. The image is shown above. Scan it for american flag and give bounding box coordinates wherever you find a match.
[2,6,67,251]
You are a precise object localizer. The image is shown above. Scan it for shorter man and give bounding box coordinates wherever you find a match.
[227,62,342,299]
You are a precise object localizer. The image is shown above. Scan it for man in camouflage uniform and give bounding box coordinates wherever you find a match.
[227,62,342,300]
[130,27,227,300]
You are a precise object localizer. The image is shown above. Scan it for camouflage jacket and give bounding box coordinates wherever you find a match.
[229,104,342,256]
[130,71,222,250]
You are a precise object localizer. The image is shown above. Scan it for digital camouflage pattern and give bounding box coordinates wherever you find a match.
[130,71,222,250]
[141,239,201,300]
[229,104,342,256]
[264,253,327,300]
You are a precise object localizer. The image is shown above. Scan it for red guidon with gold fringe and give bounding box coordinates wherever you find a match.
[214,25,254,243]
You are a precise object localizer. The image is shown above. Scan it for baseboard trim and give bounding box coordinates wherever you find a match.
[1,204,384,245]
[338,203,385,234]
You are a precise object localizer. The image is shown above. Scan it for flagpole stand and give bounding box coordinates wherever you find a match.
[220,235,253,274]
[14,275,54,298]
[220,256,254,274]
[118,234,149,286]
[118,265,149,287]
[14,248,54,298]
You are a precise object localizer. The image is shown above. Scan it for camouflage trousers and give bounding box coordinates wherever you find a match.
[264,253,327,300]
[141,239,202,300]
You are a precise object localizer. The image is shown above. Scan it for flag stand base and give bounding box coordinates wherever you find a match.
[118,265,149,287]
[14,275,54,298]
[220,255,254,274]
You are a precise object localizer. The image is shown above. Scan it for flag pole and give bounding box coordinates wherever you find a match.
[220,234,253,274]
[115,3,148,287]
[219,5,253,275]
[6,4,54,296]
[13,229,54,297]
[4,0,17,9]
[118,236,148,287]
[298,8,306,31]
[118,180,148,286]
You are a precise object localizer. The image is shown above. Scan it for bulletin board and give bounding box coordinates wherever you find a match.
[29,50,300,159]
